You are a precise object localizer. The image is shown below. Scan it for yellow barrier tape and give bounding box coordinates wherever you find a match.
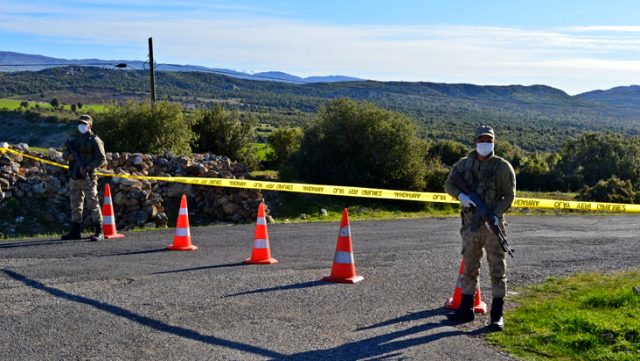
[3,147,639,213]
[3,147,70,169]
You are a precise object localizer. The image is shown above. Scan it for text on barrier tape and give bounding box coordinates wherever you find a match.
[3,147,639,213]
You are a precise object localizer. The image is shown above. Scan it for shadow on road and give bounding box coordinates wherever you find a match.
[0,238,90,249]
[273,307,497,360]
[151,262,246,275]
[224,280,330,297]
[279,311,463,360]
[1,269,285,359]
[1,269,495,360]
[100,248,169,257]
[359,308,503,338]
[357,308,447,331]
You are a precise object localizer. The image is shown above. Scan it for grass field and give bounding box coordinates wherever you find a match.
[0,98,22,109]
[27,146,51,154]
[486,271,640,360]
[255,123,276,136]
[0,98,107,113]
[252,142,275,161]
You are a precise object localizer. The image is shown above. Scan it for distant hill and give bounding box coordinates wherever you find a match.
[0,51,361,83]
[2,64,640,151]
[576,85,640,109]
[254,71,361,83]
[0,51,128,70]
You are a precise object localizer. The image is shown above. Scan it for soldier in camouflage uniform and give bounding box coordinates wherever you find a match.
[443,125,516,331]
[61,114,107,241]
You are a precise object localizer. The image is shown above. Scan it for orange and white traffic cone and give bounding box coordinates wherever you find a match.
[473,287,487,314]
[445,260,465,310]
[445,259,487,313]
[101,184,124,239]
[245,202,278,264]
[322,208,364,284]
[167,195,197,251]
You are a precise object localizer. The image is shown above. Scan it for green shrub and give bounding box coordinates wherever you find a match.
[287,98,427,190]
[424,157,450,192]
[557,132,640,191]
[427,139,468,166]
[576,176,636,203]
[517,152,563,191]
[496,140,526,169]
[94,101,193,155]
[191,105,258,170]
[267,126,303,166]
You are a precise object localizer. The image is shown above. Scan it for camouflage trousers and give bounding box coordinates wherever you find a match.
[459,218,507,299]
[69,175,102,224]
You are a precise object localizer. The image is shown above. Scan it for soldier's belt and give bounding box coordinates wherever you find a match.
[3,147,639,213]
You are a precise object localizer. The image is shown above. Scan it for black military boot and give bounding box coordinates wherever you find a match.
[90,223,104,242]
[447,293,475,323]
[61,222,82,240]
[488,298,505,331]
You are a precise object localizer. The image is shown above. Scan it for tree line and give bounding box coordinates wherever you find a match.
[4,66,640,152]
[88,98,640,204]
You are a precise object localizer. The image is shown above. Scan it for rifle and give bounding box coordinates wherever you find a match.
[65,140,85,179]
[450,171,514,257]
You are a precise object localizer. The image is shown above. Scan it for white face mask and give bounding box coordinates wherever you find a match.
[476,142,494,156]
[78,124,89,134]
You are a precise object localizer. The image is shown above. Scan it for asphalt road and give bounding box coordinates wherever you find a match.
[1,215,639,360]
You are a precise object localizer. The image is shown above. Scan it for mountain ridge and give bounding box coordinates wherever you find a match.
[576,85,640,109]
[3,51,640,104]
[2,58,640,151]
[0,51,360,83]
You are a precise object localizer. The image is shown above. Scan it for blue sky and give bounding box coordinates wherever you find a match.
[1,0,640,94]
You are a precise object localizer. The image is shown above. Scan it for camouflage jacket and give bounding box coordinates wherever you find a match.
[444,150,516,217]
[63,131,107,178]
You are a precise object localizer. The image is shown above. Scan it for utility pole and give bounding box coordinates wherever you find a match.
[148,37,156,103]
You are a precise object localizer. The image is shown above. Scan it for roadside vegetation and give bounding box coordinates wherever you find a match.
[4,70,640,218]
[487,271,640,360]
[4,95,640,212]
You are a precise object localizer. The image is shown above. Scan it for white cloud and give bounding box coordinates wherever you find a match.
[567,26,640,32]
[1,1,638,94]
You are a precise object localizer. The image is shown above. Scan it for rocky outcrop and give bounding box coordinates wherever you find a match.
[0,143,264,237]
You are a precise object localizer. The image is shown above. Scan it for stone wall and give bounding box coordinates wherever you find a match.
[0,144,264,237]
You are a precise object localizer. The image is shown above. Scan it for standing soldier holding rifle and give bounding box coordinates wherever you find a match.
[444,125,516,331]
[61,114,107,241]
